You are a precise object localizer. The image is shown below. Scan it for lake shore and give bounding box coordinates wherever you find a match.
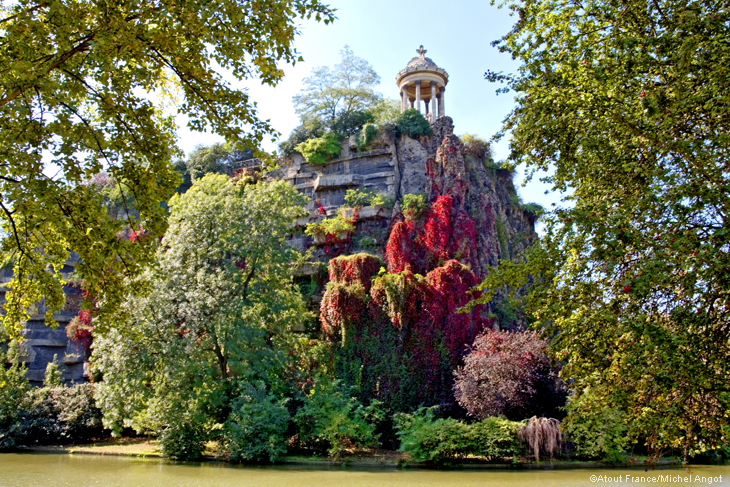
[14,437,682,470]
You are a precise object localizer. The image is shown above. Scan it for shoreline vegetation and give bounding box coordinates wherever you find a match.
[12,437,681,470]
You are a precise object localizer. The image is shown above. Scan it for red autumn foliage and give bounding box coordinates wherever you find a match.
[67,303,94,354]
[328,253,381,291]
[385,222,413,273]
[321,133,506,411]
[129,224,146,242]
[426,260,482,362]
[423,195,453,261]
[320,282,369,336]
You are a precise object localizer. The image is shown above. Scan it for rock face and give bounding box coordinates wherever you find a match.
[273,116,538,282]
[1,255,90,387]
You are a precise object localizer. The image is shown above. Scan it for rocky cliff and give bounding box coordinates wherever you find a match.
[272,116,537,300]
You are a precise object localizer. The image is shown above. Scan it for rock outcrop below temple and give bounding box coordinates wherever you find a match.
[272,116,538,281]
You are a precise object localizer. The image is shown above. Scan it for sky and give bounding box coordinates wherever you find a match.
[176,0,563,211]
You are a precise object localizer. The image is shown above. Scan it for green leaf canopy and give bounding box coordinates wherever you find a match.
[476,0,730,457]
[0,0,334,334]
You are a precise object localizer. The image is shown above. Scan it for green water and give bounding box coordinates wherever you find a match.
[1,453,728,487]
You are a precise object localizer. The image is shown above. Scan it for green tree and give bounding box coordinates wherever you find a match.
[0,0,334,335]
[474,0,730,458]
[293,45,382,127]
[92,174,309,457]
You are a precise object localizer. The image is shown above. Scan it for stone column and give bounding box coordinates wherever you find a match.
[439,87,445,117]
[400,89,406,113]
[415,81,421,113]
[430,82,437,120]
[409,97,415,109]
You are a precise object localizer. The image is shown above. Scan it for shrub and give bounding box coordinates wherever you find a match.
[224,382,290,463]
[344,188,393,208]
[44,356,63,387]
[395,407,522,466]
[483,158,501,174]
[279,120,324,155]
[520,202,545,217]
[459,133,490,160]
[561,388,628,460]
[396,109,432,138]
[370,193,394,208]
[295,132,342,164]
[357,123,378,150]
[0,359,31,449]
[6,383,104,447]
[52,384,104,442]
[358,236,377,250]
[305,214,355,239]
[400,193,427,221]
[159,418,207,460]
[331,109,374,137]
[454,331,568,420]
[293,380,381,458]
[344,188,377,207]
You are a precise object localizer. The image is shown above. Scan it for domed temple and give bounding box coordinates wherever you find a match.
[396,45,449,122]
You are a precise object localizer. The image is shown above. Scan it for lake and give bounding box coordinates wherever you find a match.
[1,453,728,487]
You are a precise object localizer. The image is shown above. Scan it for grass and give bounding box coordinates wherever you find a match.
[33,437,162,457]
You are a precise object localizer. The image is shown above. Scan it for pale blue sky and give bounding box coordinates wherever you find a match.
[177,1,562,210]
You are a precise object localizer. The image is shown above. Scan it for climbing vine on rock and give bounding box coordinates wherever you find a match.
[320,132,501,412]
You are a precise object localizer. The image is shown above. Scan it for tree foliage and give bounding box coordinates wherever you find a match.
[395,407,523,466]
[476,0,730,457]
[453,331,566,420]
[396,109,432,138]
[0,0,334,335]
[92,175,308,456]
[293,379,382,458]
[293,45,381,126]
[295,132,342,165]
[281,46,385,153]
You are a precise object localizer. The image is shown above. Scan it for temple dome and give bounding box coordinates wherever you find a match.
[396,46,449,121]
[406,55,439,70]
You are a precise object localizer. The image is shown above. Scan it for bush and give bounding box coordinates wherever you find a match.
[44,356,63,387]
[295,133,342,164]
[459,133,491,160]
[0,360,31,449]
[520,202,545,217]
[345,188,377,207]
[370,193,394,208]
[561,388,628,460]
[357,123,378,150]
[279,120,324,155]
[224,382,290,463]
[400,193,427,221]
[344,188,393,208]
[454,331,567,420]
[51,384,104,442]
[5,383,104,447]
[395,408,522,466]
[331,109,374,137]
[305,214,355,240]
[396,109,432,138]
[159,418,207,460]
[293,380,381,458]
